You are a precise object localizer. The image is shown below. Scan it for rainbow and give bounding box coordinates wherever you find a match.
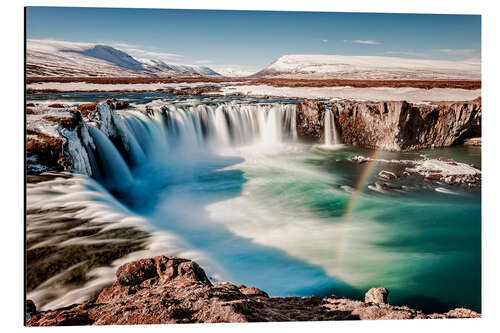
[335,149,387,267]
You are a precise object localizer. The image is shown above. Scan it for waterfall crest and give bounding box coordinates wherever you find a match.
[67,102,299,191]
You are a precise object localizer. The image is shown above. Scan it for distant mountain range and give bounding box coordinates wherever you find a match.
[26,40,222,77]
[27,40,481,80]
[252,54,481,80]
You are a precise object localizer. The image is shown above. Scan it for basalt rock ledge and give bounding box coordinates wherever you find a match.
[296,98,481,151]
[26,256,480,326]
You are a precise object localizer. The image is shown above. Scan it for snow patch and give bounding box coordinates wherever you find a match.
[410,159,480,176]
[257,54,481,80]
[221,85,481,102]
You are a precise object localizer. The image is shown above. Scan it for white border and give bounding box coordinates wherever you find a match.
[2,1,499,332]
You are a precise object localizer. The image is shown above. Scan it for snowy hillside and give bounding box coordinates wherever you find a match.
[139,59,221,77]
[253,54,481,80]
[27,40,221,77]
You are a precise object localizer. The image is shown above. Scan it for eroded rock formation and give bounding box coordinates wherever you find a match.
[26,100,133,174]
[296,100,325,138]
[26,256,480,326]
[296,98,481,151]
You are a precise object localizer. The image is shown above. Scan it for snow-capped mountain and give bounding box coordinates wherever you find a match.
[139,58,221,77]
[27,40,222,77]
[212,66,259,77]
[253,54,481,80]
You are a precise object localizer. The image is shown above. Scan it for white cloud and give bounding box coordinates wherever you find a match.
[344,39,380,45]
[438,48,478,55]
[386,50,428,57]
[105,42,138,49]
[322,39,328,43]
[96,41,183,61]
[463,57,481,64]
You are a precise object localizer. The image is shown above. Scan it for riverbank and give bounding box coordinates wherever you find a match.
[26,80,481,103]
[26,256,480,326]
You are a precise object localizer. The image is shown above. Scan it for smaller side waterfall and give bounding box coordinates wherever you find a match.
[324,110,341,146]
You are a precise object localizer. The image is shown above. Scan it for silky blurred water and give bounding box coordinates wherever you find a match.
[145,143,481,313]
[27,93,481,313]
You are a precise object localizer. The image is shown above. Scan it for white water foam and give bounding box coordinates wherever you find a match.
[26,174,218,311]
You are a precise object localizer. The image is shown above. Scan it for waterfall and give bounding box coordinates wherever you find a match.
[68,102,299,193]
[324,109,340,146]
[87,126,134,189]
[159,103,298,151]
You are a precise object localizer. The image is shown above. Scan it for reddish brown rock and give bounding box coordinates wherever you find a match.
[76,99,129,117]
[77,102,98,117]
[26,256,480,326]
[48,103,65,108]
[26,76,481,90]
[26,103,35,107]
[296,100,324,138]
[105,99,129,110]
[42,115,80,130]
[26,134,64,171]
[26,111,83,173]
[26,108,35,114]
[156,86,221,96]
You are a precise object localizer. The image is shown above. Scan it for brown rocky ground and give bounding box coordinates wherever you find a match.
[156,86,222,95]
[26,130,68,171]
[26,256,480,326]
[26,77,481,89]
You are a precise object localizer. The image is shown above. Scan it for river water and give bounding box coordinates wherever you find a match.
[26,92,481,313]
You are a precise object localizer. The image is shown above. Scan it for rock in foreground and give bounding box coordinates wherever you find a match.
[26,256,480,326]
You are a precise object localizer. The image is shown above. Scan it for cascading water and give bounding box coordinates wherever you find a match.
[29,96,482,313]
[324,109,341,146]
[72,102,299,193]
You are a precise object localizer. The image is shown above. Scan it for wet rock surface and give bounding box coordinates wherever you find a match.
[26,256,480,326]
[378,170,397,180]
[105,98,129,110]
[26,300,37,316]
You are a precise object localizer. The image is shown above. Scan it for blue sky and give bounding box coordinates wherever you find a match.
[26,7,481,72]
